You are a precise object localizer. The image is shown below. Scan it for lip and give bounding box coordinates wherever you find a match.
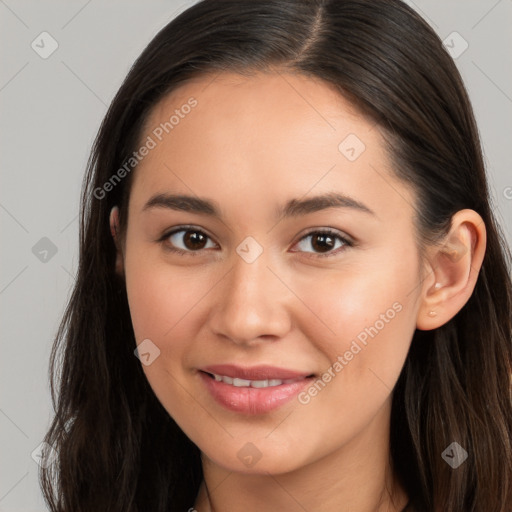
[198,365,315,414]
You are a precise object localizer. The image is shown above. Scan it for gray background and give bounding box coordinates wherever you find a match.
[1,1,511,510]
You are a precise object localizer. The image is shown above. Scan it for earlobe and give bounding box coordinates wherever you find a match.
[416,209,486,331]
[109,206,124,276]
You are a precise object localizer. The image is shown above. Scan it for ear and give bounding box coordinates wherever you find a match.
[109,206,125,276]
[416,209,486,331]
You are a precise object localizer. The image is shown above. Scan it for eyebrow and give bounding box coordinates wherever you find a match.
[142,192,376,219]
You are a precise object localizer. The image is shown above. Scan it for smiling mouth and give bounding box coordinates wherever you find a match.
[198,366,317,414]
[201,370,315,388]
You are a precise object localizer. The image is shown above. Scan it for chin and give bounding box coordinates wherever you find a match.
[200,437,313,476]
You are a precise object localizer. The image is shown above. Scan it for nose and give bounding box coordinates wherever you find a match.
[209,250,292,346]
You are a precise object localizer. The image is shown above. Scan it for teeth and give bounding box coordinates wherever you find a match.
[232,378,252,387]
[210,373,300,388]
[251,379,270,388]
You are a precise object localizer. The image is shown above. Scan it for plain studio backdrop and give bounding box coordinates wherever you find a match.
[0,1,511,510]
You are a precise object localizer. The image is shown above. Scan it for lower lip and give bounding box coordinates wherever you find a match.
[199,371,313,414]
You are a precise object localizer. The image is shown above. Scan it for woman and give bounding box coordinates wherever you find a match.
[40,0,512,511]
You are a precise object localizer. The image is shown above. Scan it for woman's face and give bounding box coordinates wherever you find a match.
[122,70,426,474]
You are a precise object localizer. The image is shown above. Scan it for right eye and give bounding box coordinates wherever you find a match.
[159,226,218,256]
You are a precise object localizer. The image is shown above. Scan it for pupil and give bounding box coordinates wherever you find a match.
[313,234,334,253]
[185,231,206,250]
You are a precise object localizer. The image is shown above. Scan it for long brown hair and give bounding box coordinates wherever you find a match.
[40,1,512,510]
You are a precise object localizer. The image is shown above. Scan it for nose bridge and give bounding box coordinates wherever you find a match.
[229,251,273,303]
[227,235,276,302]
[211,242,290,344]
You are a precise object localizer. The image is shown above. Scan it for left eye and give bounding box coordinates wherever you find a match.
[292,229,351,257]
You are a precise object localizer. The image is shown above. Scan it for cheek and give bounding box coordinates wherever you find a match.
[299,262,416,342]
[124,247,209,342]
[291,274,417,449]
[291,253,419,393]
[123,254,211,416]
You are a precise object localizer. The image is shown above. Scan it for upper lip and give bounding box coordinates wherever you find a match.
[200,364,314,381]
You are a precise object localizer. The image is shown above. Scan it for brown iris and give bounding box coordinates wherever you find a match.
[310,233,335,253]
[183,230,208,250]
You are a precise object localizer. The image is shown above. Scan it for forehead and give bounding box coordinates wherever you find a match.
[129,70,416,226]
[145,70,369,148]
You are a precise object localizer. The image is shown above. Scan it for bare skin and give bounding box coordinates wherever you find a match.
[110,69,486,512]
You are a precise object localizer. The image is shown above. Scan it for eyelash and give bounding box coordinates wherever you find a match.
[158,225,354,259]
